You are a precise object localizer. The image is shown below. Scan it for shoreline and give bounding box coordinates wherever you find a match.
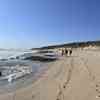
[0,61,55,94]
[0,49,100,100]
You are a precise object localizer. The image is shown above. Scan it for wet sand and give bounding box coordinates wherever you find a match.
[0,48,100,100]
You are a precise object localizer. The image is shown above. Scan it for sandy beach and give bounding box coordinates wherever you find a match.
[0,48,100,100]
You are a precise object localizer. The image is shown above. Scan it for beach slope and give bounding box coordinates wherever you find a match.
[0,49,100,100]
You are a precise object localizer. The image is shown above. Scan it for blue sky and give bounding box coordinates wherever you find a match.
[0,0,100,48]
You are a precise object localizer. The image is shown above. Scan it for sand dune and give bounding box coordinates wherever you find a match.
[0,48,100,100]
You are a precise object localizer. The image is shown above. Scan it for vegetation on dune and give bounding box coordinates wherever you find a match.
[31,40,100,50]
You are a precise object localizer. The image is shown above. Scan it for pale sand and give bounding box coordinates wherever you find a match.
[0,48,100,100]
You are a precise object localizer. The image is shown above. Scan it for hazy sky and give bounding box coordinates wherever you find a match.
[0,0,100,48]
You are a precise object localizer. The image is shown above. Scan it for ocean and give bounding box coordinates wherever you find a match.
[0,50,48,94]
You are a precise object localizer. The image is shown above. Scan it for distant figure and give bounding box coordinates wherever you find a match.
[62,49,64,56]
[65,49,68,56]
[0,72,2,76]
[69,49,72,56]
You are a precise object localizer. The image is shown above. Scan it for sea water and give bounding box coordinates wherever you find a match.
[0,50,47,93]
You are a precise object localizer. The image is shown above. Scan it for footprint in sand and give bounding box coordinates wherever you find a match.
[96,83,100,98]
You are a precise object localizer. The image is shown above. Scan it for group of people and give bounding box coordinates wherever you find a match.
[61,48,72,56]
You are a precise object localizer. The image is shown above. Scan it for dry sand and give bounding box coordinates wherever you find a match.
[0,48,100,100]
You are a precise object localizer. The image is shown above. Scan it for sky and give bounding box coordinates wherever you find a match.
[0,0,100,48]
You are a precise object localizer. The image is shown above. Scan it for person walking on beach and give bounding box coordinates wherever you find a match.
[69,49,72,56]
[65,49,68,56]
[62,49,64,56]
[0,72,2,76]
